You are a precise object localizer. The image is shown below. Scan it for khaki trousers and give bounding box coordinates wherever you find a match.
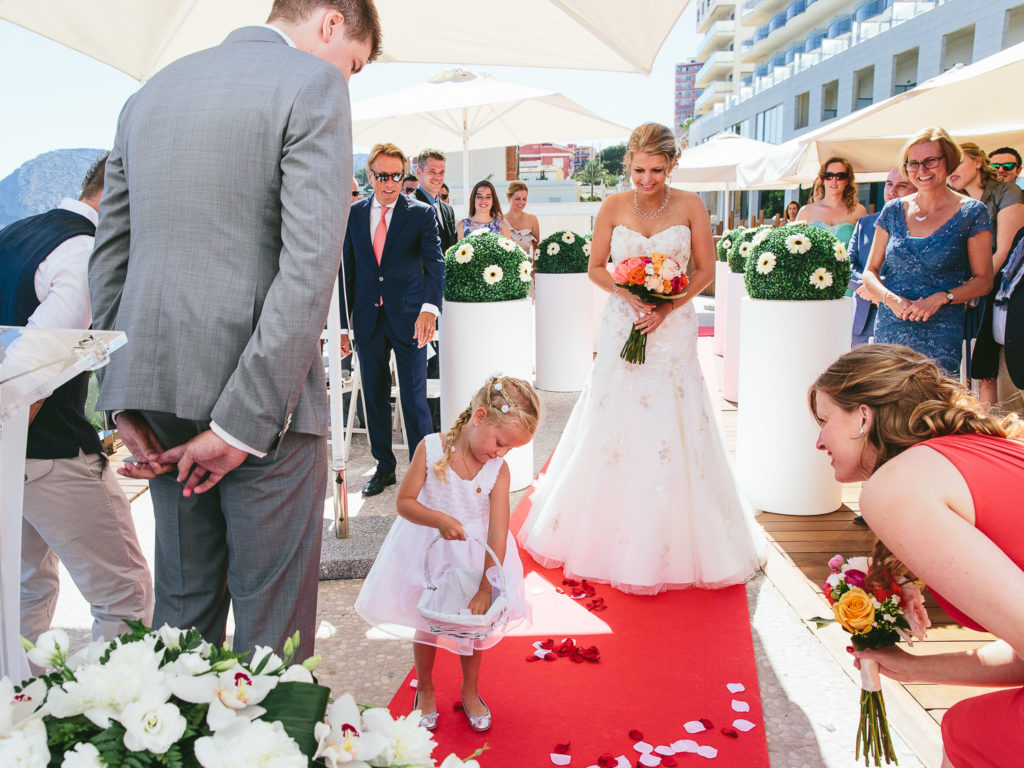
[22,450,153,642]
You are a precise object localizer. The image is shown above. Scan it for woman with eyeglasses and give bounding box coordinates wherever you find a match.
[457,180,512,240]
[862,127,994,376]
[950,143,1024,410]
[795,156,867,245]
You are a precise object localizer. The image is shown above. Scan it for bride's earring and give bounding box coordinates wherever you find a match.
[858,426,865,436]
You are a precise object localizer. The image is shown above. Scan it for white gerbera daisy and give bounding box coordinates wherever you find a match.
[810,267,834,290]
[752,229,770,247]
[519,261,532,282]
[756,253,777,274]
[739,242,751,257]
[785,234,812,254]
[497,236,516,252]
[833,241,849,261]
[583,242,591,256]
[721,238,732,251]
[469,228,491,238]
[561,231,576,244]
[483,265,504,284]
[546,242,560,256]
[454,244,474,264]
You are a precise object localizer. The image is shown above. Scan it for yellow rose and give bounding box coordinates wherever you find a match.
[833,587,875,633]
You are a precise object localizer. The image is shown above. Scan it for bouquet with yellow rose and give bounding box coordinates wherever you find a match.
[813,554,929,766]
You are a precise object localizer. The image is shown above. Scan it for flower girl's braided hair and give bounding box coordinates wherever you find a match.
[809,343,1024,586]
[433,376,540,481]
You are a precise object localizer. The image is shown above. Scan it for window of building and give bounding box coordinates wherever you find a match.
[794,91,809,130]
[853,66,874,111]
[942,25,975,71]
[755,104,783,144]
[1005,4,1024,46]
[821,80,838,121]
[892,47,919,94]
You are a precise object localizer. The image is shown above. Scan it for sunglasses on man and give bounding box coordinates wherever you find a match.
[821,171,849,180]
[370,171,404,183]
[991,162,1020,171]
[351,191,359,198]
[440,194,449,201]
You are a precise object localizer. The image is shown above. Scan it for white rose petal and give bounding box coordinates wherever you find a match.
[61,743,103,768]
[120,696,188,754]
[483,265,504,285]
[0,718,49,768]
[810,267,834,290]
[194,718,306,768]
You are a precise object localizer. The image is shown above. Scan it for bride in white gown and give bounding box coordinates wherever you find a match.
[517,122,766,595]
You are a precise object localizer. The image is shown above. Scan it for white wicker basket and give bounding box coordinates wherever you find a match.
[417,536,509,641]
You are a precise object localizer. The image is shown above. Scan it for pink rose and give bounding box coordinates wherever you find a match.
[843,569,866,588]
[828,554,845,570]
[612,262,631,282]
[898,583,931,643]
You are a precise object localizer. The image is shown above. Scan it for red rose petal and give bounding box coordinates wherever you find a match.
[555,587,565,595]
[662,758,678,767]
[721,727,738,739]
[539,639,555,650]
[454,702,464,711]
[629,729,645,741]
[543,654,558,662]
[563,579,580,587]
[598,753,618,768]
[526,655,542,662]
[554,742,571,754]
[591,604,608,612]
[700,718,714,729]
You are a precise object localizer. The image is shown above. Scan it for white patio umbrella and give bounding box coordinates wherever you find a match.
[351,69,629,204]
[738,41,1024,186]
[0,0,692,80]
[671,132,797,191]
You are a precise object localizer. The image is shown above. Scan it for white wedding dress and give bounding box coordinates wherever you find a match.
[517,224,766,594]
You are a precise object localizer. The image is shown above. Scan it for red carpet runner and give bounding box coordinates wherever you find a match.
[387,481,770,767]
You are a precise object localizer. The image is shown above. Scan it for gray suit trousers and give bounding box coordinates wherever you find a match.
[143,412,325,657]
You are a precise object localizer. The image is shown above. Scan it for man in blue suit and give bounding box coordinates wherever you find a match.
[340,143,445,495]
[848,167,916,346]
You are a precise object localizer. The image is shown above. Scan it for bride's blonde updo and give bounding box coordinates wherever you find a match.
[623,122,680,172]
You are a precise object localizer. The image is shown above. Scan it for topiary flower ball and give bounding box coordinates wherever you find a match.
[717,227,743,263]
[743,222,851,301]
[726,226,770,274]
[444,231,531,302]
[535,230,589,274]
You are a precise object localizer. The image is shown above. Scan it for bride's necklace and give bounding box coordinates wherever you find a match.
[457,441,483,494]
[633,186,670,222]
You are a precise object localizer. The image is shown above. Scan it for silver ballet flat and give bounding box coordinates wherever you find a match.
[414,693,438,731]
[462,695,491,732]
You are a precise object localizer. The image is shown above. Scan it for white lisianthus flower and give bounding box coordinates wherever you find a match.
[583,242,591,256]
[834,241,849,261]
[314,694,388,768]
[454,244,474,264]
[61,742,103,768]
[363,707,436,768]
[0,718,49,768]
[497,236,516,252]
[785,234,812,254]
[194,718,306,768]
[439,754,481,768]
[279,664,314,684]
[119,694,187,754]
[26,628,69,669]
[483,265,503,285]
[518,261,532,282]
[561,231,576,243]
[739,242,751,257]
[756,253,777,275]
[751,229,770,247]
[810,267,834,290]
[546,242,560,256]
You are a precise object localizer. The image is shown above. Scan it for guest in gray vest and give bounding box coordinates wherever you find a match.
[89,0,382,656]
[0,154,153,643]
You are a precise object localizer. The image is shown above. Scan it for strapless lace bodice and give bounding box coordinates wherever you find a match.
[610,224,692,269]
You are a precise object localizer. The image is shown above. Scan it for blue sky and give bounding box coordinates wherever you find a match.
[0,10,698,179]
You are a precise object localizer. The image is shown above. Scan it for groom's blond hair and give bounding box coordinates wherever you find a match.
[367,143,407,172]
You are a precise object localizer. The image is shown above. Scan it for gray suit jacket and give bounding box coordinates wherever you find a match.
[90,27,353,452]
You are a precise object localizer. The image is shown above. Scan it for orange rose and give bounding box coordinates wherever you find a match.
[627,265,646,284]
[833,587,875,633]
[662,280,672,293]
[651,252,666,267]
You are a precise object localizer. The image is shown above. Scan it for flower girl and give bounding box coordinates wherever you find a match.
[355,376,539,733]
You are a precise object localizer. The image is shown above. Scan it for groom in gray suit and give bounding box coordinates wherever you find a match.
[89,0,381,656]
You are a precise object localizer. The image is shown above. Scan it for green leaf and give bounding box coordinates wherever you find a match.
[260,682,330,759]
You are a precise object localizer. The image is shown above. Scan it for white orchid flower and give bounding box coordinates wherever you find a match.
[313,695,388,768]
[171,662,278,731]
[0,679,47,738]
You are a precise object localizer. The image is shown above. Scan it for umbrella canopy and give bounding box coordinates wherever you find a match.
[352,69,628,200]
[671,133,796,191]
[738,41,1024,186]
[0,0,691,80]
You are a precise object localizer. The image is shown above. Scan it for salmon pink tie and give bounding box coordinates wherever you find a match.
[373,206,388,265]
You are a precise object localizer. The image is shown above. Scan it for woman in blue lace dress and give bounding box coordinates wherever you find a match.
[863,127,993,376]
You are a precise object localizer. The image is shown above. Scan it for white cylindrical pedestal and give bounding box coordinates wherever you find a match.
[440,299,534,490]
[735,297,853,515]
[722,271,747,402]
[713,261,729,356]
[535,273,594,391]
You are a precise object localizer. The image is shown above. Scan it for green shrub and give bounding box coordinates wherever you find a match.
[743,222,852,301]
[443,231,531,302]
[534,230,588,274]
[726,226,769,274]
[716,228,742,262]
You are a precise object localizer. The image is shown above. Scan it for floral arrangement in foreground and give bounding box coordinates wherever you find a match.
[812,555,930,766]
[725,227,768,274]
[611,251,688,364]
[534,230,588,274]
[743,223,851,301]
[716,228,742,263]
[0,623,481,768]
[444,230,531,302]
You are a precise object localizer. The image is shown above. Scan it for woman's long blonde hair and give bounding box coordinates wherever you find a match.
[958,142,1000,189]
[810,344,1023,584]
[433,376,540,480]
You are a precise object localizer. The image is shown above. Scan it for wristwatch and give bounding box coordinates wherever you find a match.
[944,291,955,304]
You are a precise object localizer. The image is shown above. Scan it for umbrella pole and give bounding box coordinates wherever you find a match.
[326,277,349,539]
[462,109,470,210]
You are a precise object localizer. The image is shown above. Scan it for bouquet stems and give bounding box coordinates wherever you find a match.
[620,325,647,364]
[856,660,898,766]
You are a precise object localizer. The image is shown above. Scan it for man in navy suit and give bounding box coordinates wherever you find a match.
[848,167,915,346]
[340,143,445,495]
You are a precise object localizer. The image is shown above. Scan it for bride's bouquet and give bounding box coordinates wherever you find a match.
[813,554,930,766]
[611,251,688,364]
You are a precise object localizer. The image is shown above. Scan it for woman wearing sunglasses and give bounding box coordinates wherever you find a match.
[795,156,867,246]
[950,143,1024,411]
[861,127,993,376]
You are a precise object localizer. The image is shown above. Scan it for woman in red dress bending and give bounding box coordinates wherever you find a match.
[810,343,1024,768]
